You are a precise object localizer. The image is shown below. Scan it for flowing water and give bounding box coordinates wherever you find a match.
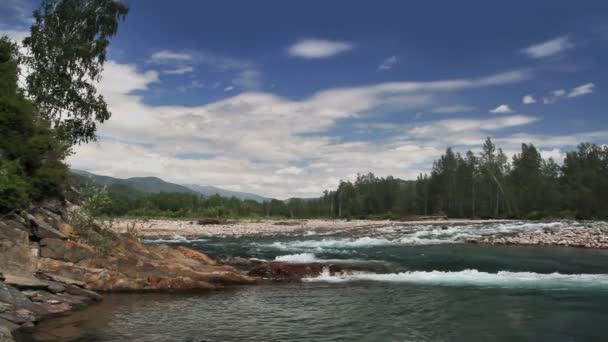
[19,221,608,341]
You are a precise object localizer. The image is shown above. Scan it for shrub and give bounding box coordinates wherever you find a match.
[69,187,116,253]
[0,161,29,212]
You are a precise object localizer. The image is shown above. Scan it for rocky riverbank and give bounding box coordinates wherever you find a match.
[0,200,254,341]
[467,222,608,248]
[113,218,513,237]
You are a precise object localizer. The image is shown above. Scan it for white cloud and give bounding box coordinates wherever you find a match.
[542,84,594,104]
[540,148,565,163]
[378,55,399,70]
[567,82,594,98]
[276,166,303,175]
[553,89,566,97]
[288,39,353,59]
[149,50,194,64]
[0,29,28,43]
[68,63,539,199]
[522,95,536,104]
[233,69,262,90]
[223,85,234,92]
[523,36,573,59]
[163,66,194,75]
[490,104,514,114]
[411,115,538,136]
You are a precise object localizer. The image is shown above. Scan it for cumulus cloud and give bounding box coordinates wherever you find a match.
[522,95,536,104]
[68,63,539,198]
[567,82,594,97]
[523,36,573,59]
[490,104,513,114]
[288,39,353,59]
[378,55,399,70]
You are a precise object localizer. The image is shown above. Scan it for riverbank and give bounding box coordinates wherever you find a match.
[112,218,515,237]
[0,201,256,341]
[468,222,608,248]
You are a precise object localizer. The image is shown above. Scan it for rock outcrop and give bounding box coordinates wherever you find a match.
[466,222,608,248]
[0,199,255,339]
[247,262,344,281]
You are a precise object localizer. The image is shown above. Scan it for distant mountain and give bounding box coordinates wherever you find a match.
[184,184,272,203]
[72,170,196,194]
[71,170,272,202]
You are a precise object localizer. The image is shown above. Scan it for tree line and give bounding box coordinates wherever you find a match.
[0,0,128,213]
[86,139,607,220]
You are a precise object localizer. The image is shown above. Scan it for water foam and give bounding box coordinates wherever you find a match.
[262,236,449,251]
[257,221,582,251]
[304,268,608,290]
[274,253,380,264]
[143,235,208,244]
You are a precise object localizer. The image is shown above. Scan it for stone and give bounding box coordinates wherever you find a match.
[0,324,16,341]
[39,198,65,216]
[0,303,36,325]
[64,285,102,302]
[2,275,48,290]
[25,214,67,240]
[39,238,95,263]
[0,224,38,276]
[35,273,86,288]
[57,223,75,238]
[0,282,39,313]
[176,246,217,265]
[247,262,335,281]
[43,281,65,294]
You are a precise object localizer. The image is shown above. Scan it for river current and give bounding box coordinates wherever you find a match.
[20,221,608,341]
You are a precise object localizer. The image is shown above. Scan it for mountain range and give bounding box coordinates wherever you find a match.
[71,170,272,202]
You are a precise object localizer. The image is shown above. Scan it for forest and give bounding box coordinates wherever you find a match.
[86,139,608,220]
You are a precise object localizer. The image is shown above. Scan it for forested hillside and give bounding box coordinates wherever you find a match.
[83,138,608,220]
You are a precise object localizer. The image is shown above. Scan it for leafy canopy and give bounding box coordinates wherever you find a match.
[23,0,129,145]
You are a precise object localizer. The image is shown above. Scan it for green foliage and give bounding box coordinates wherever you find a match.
[69,186,116,252]
[0,161,29,211]
[23,0,129,145]
[0,36,69,212]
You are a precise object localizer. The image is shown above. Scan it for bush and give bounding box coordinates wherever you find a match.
[69,187,116,253]
[0,36,69,212]
[0,161,29,211]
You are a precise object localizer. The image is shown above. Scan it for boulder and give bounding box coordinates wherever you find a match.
[0,282,39,314]
[25,214,67,240]
[2,275,48,291]
[36,258,89,283]
[0,223,38,277]
[57,223,75,238]
[0,324,16,341]
[35,273,86,288]
[247,262,342,281]
[64,285,102,302]
[0,302,36,325]
[40,238,95,263]
[176,246,217,265]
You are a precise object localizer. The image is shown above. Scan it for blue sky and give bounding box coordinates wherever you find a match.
[1,0,607,198]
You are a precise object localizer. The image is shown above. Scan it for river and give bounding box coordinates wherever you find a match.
[19,221,608,341]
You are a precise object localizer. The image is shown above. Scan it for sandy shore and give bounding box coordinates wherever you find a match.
[113,218,514,237]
